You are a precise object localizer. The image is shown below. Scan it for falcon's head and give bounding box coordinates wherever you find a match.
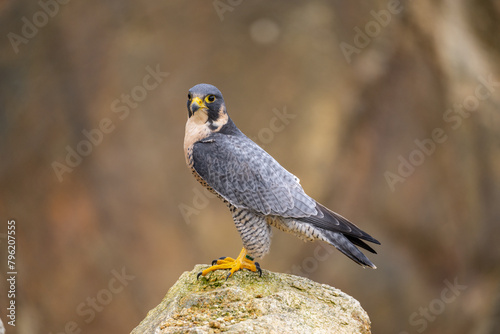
[187,84,229,131]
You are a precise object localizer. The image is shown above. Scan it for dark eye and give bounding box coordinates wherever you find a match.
[205,95,216,103]
[187,93,192,100]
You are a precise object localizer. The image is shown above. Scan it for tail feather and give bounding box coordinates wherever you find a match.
[345,235,377,254]
[323,230,377,268]
[298,201,380,268]
[311,203,380,244]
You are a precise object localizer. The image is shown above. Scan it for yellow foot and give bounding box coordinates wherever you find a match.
[197,247,262,280]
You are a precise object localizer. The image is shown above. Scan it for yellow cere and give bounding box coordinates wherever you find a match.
[191,97,205,108]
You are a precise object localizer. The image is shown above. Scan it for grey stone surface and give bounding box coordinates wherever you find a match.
[131,264,371,334]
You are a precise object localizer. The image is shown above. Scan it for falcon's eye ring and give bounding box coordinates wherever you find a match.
[187,93,192,100]
[205,95,216,103]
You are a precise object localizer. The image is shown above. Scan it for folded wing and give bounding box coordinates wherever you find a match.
[192,133,318,218]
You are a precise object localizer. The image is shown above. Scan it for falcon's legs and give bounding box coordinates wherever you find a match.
[232,208,272,259]
[197,247,262,279]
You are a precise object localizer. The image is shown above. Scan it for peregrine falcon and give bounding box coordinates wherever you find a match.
[184,83,380,279]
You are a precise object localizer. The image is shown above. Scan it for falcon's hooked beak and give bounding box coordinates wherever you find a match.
[189,97,206,117]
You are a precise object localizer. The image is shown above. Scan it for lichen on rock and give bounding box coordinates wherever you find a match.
[131,264,371,334]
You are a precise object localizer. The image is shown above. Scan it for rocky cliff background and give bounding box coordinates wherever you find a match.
[1,1,499,333]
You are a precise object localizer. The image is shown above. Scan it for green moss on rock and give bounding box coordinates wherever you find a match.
[131,264,371,334]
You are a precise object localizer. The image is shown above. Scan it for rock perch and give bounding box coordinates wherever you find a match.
[131,264,371,334]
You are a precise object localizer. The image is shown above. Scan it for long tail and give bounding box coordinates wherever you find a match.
[298,202,380,268]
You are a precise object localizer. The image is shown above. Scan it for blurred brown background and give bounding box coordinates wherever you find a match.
[1,0,500,333]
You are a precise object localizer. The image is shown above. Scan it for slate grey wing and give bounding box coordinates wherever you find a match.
[191,133,319,218]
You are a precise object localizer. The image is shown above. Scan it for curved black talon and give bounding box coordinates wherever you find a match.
[211,256,227,266]
[255,262,262,277]
[226,271,232,281]
[197,272,203,280]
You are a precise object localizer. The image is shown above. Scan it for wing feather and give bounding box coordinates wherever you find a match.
[192,133,317,217]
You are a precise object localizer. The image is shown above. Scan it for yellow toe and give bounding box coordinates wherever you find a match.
[198,248,262,279]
